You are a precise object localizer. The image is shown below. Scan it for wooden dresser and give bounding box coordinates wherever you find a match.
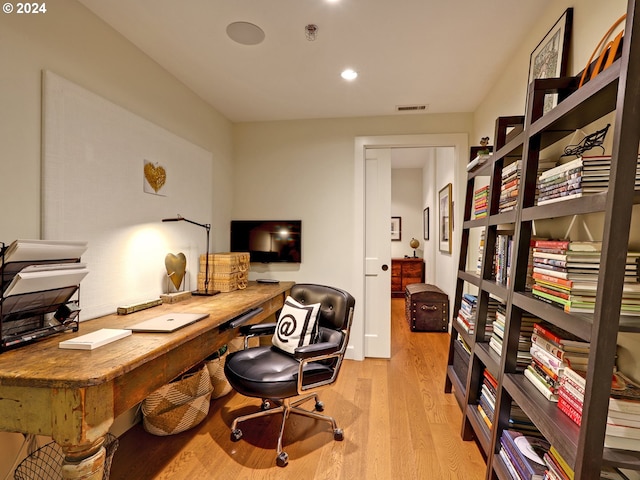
[391,257,424,297]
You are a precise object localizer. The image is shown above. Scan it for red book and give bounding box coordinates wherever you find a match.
[483,369,498,389]
[558,395,582,426]
[532,272,573,288]
[532,239,570,249]
[532,284,570,300]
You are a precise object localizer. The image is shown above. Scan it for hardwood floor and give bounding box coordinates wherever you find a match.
[109,298,485,479]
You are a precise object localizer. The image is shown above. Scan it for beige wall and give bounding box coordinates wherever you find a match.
[473,0,628,142]
[0,0,233,248]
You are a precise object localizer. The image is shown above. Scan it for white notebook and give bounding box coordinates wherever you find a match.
[59,328,132,350]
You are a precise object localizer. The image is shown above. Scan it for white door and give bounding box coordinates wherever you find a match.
[364,148,391,358]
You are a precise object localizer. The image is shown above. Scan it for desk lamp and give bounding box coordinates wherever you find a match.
[162,215,217,296]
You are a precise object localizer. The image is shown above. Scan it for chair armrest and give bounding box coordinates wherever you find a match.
[294,341,340,359]
[239,322,276,337]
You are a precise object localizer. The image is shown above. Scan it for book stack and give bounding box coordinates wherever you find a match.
[494,232,514,286]
[487,298,506,357]
[536,154,640,205]
[499,161,521,213]
[605,371,640,452]
[456,293,492,339]
[536,158,583,205]
[576,155,640,194]
[531,239,640,315]
[498,429,550,480]
[456,293,477,335]
[478,368,497,429]
[474,185,489,219]
[525,323,590,403]
[508,403,541,437]
[557,366,586,426]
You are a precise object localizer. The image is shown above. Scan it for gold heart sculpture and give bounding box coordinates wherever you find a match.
[144,162,167,193]
[165,253,187,291]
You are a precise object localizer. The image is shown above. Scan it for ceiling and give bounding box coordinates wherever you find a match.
[77,0,553,124]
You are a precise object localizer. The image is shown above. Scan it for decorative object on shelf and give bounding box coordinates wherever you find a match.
[578,14,626,89]
[162,215,218,296]
[467,140,494,171]
[527,7,573,115]
[438,183,452,253]
[409,238,420,258]
[143,159,167,194]
[561,123,610,157]
[423,207,429,240]
[165,252,187,291]
[391,216,402,241]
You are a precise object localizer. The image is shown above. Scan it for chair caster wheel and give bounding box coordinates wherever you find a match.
[334,428,344,441]
[231,429,243,442]
[261,400,272,410]
[315,401,324,412]
[276,451,289,467]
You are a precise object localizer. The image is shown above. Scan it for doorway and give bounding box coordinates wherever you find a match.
[350,133,468,361]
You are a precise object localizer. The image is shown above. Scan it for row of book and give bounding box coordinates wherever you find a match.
[494,233,514,286]
[530,239,640,316]
[455,293,492,339]
[499,424,638,479]
[558,366,640,453]
[489,306,536,372]
[474,185,489,219]
[524,322,590,403]
[536,155,640,206]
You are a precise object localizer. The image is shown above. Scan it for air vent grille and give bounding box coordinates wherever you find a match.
[396,104,429,112]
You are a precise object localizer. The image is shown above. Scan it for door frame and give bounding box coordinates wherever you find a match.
[350,133,468,361]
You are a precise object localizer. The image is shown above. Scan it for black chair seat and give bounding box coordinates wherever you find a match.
[225,346,334,399]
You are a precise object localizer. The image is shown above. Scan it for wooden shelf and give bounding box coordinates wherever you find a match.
[444,4,640,478]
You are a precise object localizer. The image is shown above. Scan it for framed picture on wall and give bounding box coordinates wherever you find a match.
[527,8,573,116]
[439,184,452,253]
[391,216,401,241]
[423,207,429,241]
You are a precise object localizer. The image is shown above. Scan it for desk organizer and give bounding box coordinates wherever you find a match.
[0,241,86,351]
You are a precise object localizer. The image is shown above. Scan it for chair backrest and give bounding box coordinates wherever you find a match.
[289,283,355,331]
[289,284,355,391]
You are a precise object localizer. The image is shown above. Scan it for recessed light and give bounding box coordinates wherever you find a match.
[341,69,358,81]
[226,22,265,46]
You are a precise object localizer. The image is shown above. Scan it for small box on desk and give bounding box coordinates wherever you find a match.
[404,283,449,332]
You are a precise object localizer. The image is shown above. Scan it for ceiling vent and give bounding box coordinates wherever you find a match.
[396,104,429,112]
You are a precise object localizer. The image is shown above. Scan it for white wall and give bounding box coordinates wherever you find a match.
[391,168,424,260]
[0,0,232,474]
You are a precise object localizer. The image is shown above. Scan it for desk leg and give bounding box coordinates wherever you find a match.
[60,438,106,480]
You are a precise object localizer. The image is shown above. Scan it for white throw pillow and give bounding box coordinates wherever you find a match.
[272,296,321,355]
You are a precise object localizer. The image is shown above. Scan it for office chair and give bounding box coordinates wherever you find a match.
[224,283,355,467]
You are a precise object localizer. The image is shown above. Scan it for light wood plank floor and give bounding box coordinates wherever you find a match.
[109,298,485,479]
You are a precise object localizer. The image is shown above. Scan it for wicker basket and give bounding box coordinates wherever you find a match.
[205,345,232,399]
[141,365,213,436]
[14,434,118,480]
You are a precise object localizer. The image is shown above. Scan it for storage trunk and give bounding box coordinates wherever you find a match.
[404,283,449,332]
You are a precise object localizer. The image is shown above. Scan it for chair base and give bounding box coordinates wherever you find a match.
[229,393,344,467]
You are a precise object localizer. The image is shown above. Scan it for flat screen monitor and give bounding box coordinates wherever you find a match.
[230,220,301,263]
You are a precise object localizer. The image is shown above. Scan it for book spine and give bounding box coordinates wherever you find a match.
[500,435,533,480]
[525,367,559,402]
[562,367,587,392]
[533,239,570,249]
[558,396,582,426]
[533,323,564,345]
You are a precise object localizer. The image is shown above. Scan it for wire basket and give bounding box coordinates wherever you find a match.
[14,433,118,480]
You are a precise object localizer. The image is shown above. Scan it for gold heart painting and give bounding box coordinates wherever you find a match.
[165,253,187,291]
[144,161,167,194]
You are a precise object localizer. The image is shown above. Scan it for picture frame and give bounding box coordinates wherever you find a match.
[527,8,573,116]
[423,207,429,241]
[391,216,401,241]
[439,184,452,253]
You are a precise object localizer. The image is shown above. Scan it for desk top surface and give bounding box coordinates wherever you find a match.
[0,281,293,389]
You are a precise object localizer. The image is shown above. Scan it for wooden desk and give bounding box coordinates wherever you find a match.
[0,281,292,479]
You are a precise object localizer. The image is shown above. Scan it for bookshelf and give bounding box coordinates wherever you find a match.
[444,1,640,478]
